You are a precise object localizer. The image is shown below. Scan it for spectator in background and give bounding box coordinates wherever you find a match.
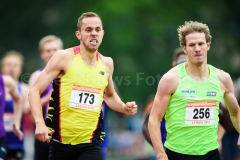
[1,51,29,160]
[0,73,23,160]
[27,35,63,160]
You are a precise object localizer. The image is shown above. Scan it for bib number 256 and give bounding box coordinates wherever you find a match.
[193,108,210,119]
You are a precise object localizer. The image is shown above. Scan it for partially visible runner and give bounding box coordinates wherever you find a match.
[148,21,240,160]
[27,35,63,160]
[221,80,240,160]
[142,47,187,146]
[0,74,23,160]
[29,12,137,160]
[1,51,29,160]
[101,85,124,160]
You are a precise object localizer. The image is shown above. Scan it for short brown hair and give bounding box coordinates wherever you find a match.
[1,50,24,67]
[39,35,63,53]
[77,12,102,30]
[177,21,212,47]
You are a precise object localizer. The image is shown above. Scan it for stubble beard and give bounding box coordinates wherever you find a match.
[82,41,98,53]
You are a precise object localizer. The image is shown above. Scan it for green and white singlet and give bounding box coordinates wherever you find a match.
[164,63,223,155]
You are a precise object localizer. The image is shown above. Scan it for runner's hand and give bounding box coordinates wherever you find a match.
[35,121,54,143]
[123,101,138,116]
[13,123,23,140]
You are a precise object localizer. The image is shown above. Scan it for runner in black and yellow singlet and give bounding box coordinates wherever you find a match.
[29,12,137,160]
[46,46,107,144]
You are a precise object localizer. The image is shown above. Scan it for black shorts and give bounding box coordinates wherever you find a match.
[0,137,7,159]
[49,140,103,160]
[34,138,49,160]
[166,148,221,160]
[7,148,24,160]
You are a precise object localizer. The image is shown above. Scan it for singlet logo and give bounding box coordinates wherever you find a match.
[181,90,196,98]
[206,92,216,96]
[181,90,195,94]
[99,71,105,75]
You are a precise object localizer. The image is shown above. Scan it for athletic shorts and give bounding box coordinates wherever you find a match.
[34,138,49,160]
[166,148,221,160]
[7,148,24,160]
[0,137,7,160]
[49,140,103,160]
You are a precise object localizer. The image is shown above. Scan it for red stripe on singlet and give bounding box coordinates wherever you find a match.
[73,46,80,55]
[97,52,102,60]
[74,46,102,61]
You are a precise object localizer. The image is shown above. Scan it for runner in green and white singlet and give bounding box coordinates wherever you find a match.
[164,63,223,155]
[148,21,240,160]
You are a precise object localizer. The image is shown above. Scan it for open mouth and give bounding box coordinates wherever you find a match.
[90,39,98,45]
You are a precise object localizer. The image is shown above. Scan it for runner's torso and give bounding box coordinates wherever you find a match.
[165,63,223,155]
[46,46,108,145]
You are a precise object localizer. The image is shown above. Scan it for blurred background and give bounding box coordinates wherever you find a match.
[1,0,240,159]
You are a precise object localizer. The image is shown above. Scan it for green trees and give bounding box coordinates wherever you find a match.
[1,0,240,109]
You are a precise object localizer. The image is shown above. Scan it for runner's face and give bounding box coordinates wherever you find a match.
[79,17,104,52]
[183,32,210,66]
[1,55,22,80]
[40,40,62,64]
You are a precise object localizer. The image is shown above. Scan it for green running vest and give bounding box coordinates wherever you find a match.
[164,63,223,155]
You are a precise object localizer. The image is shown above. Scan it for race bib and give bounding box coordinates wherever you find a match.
[69,85,101,111]
[4,113,14,131]
[185,101,216,125]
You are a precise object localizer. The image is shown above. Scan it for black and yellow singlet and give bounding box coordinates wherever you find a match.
[46,46,108,145]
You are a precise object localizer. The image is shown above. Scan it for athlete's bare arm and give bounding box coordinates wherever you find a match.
[148,68,178,159]
[25,70,52,114]
[102,56,137,116]
[3,75,23,140]
[29,49,73,142]
[217,69,240,148]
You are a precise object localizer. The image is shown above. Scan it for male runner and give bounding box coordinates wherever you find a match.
[29,12,137,160]
[142,48,232,150]
[1,51,29,160]
[0,74,22,160]
[148,21,240,160]
[28,35,63,160]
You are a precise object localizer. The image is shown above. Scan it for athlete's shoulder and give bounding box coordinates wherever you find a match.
[162,67,178,81]
[55,48,74,58]
[49,48,74,67]
[158,67,178,93]
[99,54,113,66]
[99,54,114,73]
[216,68,232,85]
